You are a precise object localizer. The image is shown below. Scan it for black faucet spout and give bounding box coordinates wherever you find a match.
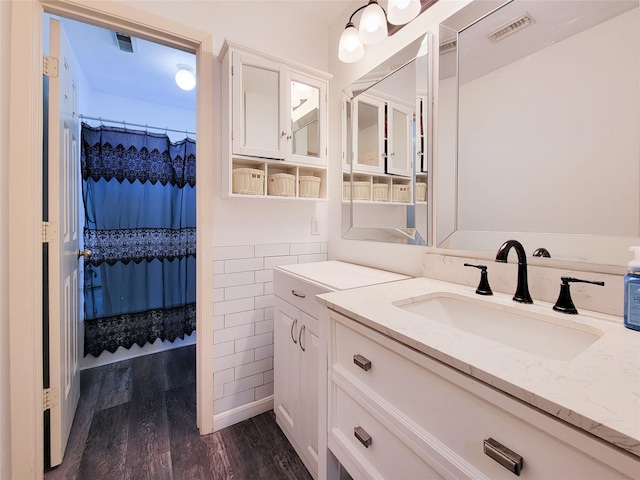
[495,240,533,304]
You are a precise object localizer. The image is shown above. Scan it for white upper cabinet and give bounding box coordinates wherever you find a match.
[351,94,413,177]
[221,42,330,199]
[353,94,385,174]
[231,50,327,166]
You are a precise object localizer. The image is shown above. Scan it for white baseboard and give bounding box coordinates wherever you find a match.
[213,395,274,432]
[80,333,196,370]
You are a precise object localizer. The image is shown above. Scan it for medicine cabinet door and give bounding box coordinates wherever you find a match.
[386,102,413,177]
[288,72,326,166]
[353,95,385,174]
[232,51,286,159]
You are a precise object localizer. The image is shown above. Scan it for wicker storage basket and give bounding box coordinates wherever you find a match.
[352,181,371,201]
[232,168,264,195]
[392,184,410,203]
[343,181,351,200]
[372,183,389,202]
[267,173,295,196]
[415,182,427,202]
[299,176,321,198]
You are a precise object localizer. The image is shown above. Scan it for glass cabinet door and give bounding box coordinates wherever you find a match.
[353,95,385,173]
[288,72,326,166]
[232,52,285,159]
[386,102,413,177]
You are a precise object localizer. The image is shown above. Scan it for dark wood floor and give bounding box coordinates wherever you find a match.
[46,345,313,480]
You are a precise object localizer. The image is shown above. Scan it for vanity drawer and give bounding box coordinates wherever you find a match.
[330,312,638,479]
[274,269,329,319]
[329,384,443,480]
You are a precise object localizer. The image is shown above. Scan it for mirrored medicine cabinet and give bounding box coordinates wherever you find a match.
[342,34,432,245]
[437,0,639,268]
[341,0,639,269]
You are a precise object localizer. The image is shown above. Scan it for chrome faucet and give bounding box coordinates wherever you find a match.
[495,240,533,304]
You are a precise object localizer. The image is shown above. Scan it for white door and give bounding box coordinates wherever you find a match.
[273,297,301,440]
[47,17,81,467]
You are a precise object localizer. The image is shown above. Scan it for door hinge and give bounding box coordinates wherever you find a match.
[43,55,59,78]
[231,65,234,76]
[42,221,57,243]
[43,387,59,411]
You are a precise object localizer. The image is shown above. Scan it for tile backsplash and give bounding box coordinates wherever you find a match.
[212,242,327,417]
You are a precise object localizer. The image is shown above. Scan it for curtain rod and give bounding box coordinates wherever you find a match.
[79,114,195,137]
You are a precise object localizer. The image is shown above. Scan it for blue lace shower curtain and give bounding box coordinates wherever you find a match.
[81,123,196,357]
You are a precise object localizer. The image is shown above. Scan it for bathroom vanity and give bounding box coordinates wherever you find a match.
[273,261,409,478]
[317,278,640,479]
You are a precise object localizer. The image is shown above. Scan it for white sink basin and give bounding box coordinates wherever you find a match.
[394,293,603,361]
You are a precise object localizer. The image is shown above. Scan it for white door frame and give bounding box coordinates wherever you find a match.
[8,2,215,478]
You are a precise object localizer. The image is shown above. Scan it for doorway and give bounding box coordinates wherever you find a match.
[7,2,215,477]
[44,12,198,469]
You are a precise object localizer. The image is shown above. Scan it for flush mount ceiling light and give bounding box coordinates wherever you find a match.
[175,64,196,91]
[338,0,424,63]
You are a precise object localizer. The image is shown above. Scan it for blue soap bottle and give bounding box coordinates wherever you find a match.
[624,246,640,331]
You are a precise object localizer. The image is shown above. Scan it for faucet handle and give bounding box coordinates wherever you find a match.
[553,276,605,314]
[464,263,493,296]
[532,247,551,258]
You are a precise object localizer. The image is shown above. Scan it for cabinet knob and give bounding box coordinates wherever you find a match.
[483,438,523,476]
[290,319,298,344]
[353,354,371,371]
[354,426,372,448]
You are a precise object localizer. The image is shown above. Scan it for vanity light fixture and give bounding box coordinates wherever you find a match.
[338,0,423,63]
[175,64,196,91]
[387,0,421,25]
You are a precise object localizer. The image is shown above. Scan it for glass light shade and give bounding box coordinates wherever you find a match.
[387,0,420,25]
[175,66,196,91]
[338,23,364,63]
[358,1,387,45]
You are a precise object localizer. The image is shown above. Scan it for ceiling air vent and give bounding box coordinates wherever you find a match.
[486,12,535,42]
[439,40,457,55]
[113,32,136,53]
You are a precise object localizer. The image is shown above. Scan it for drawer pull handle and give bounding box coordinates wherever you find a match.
[483,438,523,476]
[353,354,371,371]
[298,324,306,352]
[290,319,298,344]
[354,426,372,448]
[291,289,306,298]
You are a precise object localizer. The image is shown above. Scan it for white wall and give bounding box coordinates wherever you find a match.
[82,90,196,142]
[0,1,11,477]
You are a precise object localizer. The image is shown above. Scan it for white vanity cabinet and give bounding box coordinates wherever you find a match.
[274,272,324,478]
[323,310,639,480]
[273,262,410,479]
[220,42,330,199]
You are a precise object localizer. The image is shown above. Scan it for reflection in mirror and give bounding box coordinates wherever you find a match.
[437,0,639,267]
[242,64,279,151]
[291,80,320,157]
[356,98,383,171]
[342,34,431,245]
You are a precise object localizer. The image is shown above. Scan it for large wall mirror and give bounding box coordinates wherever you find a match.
[342,34,432,245]
[437,0,639,267]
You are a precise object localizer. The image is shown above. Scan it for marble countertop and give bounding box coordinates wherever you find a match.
[317,277,640,457]
[276,260,410,291]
